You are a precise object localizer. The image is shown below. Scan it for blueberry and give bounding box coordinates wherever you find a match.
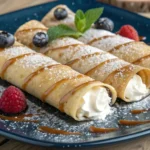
[33,32,48,47]
[0,31,15,48]
[54,8,68,20]
[95,17,114,31]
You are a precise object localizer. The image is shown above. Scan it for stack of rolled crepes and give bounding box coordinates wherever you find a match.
[15,20,150,102]
[42,5,150,68]
[0,40,117,121]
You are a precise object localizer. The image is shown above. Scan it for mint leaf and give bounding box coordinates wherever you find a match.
[84,7,104,31]
[47,24,82,42]
[75,10,86,32]
[74,7,104,33]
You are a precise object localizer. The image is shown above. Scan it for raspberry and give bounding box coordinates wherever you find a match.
[118,25,139,41]
[0,86,27,114]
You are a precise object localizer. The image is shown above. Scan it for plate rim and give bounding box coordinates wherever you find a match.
[0,0,150,148]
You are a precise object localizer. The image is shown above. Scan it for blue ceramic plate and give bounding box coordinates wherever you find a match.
[0,0,150,148]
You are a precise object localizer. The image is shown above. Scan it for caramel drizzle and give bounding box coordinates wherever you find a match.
[132,54,150,64]
[0,114,39,123]
[103,64,131,83]
[89,126,119,133]
[22,64,62,90]
[16,28,47,35]
[119,120,150,126]
[66,52,103,66]
[41,74,84,102]
[108,41,135,53]
[44,44,85,54]
[131,109,149,114]
[59,81,99,112]
[39,126,81,135]
[87,35,115,45]
[85,58,118,76]
[0,53,35,79]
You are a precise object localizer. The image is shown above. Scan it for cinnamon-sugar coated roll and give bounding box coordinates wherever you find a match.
[15,20,150,102]
[0,41,117,121]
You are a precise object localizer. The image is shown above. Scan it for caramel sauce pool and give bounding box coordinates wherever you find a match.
[39,126,81,135]
[0,114,38,123]
[131,109,148,114]
[119,120,150,126]
[89,126,119,133]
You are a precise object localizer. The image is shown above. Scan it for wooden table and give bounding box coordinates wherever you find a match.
[0,0,150,149]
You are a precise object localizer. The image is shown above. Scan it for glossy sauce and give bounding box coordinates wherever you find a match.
[88,35,115,45]
[38,126,81,135]
[85,58,118,76]
[133,54,150,64]
[119,120,150,126]
[66,52,102,66]
[131,109,148,114]
[41,74,84,101]
[1,53,34,79]
[108,41,134,53]
[0,114,38,123]
[89,126,119,133]
[22,64,61,90]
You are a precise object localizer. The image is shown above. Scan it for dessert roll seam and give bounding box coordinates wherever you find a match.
[15,20,150,102]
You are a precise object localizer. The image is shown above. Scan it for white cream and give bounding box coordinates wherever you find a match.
[125,75,149,101]
[77,87,111,120]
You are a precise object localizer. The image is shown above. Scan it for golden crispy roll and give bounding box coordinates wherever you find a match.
[0,41,116,121]
[41,5,150,68]
[15,20,150,102]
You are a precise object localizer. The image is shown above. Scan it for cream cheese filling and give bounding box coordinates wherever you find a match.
[125,74,149,101]
[77,87,111,120]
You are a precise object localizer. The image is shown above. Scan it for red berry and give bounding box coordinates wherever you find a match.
[0,86,27,114]
[118,25,139,41]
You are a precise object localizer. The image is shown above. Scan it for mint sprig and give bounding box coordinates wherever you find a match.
[47,24,82,41]
[47,7,104,42]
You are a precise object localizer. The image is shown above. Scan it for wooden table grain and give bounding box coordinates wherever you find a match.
[0,0,150,150]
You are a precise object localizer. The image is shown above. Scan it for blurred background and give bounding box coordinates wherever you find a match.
[100,0,150,12]
[0,0,149,15]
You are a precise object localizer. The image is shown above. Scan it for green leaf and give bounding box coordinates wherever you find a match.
[84,7,104,31]
[47,24,82,42]
[75,10,86,32]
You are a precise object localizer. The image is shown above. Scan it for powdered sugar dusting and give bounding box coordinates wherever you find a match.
[94,60,129,81]
[0,46,34,59]
[18,54,59,69]
[78,29,115,44]
[71,53,117,74]
[111,42,150,63]
[91,35,133,51]
[48,37,83,49]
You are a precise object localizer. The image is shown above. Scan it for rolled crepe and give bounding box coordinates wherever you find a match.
[42,5,150,69]
[15,20,150,102]
[42,4,75,28]
[0,40,116,121]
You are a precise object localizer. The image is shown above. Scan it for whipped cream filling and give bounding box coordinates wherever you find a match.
[125,75,149,101]
[77,87,111,120]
